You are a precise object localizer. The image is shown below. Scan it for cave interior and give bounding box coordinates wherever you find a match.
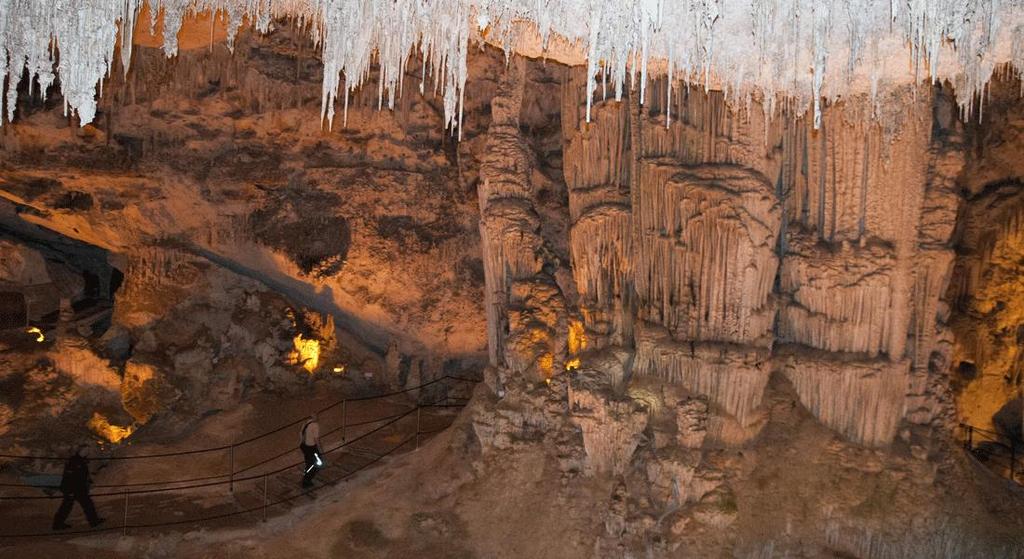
[1,4,1024,558]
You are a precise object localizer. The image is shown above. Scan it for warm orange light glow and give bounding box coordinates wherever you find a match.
[568,320,587,356]
[26,326,44,343]
[566,319,587,371]
[88,413,134,443]
[293,334,321,373]
[538,352,554,378]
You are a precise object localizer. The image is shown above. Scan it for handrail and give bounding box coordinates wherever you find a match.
[0,409,414,494]
[0,377,477,538]
[0,405,419,500]
[0,374,478,496]
[959,422,1024,484]
[0,432,420,538]
[0,374,474,462]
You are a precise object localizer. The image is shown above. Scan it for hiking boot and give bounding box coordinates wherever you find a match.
[52,523,72,531]
[89,518,106,528]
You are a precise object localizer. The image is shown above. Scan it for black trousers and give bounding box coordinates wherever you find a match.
[53,491,99,527]
[300,444,321,487]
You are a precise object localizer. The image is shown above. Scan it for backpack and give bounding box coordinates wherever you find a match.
[300,421,312,447]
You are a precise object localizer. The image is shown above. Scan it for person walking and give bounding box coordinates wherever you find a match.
[299,413,324,489]
[52,445,105,530]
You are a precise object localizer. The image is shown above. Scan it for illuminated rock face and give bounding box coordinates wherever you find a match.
[950,181,1024,434]
[478,58,568,379]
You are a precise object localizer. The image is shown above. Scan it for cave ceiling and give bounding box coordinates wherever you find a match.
[2,1,1024,132]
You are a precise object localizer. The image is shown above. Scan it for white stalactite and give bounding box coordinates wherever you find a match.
[3,1,1024,129]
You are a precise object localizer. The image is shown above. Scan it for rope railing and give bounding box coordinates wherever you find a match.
[0,407,414,500]
[0,374,470,462]
[0,376,478,539]
[0,431,422,539]
[0,408,422,493]
[959,422,1024,483]
[0,376,475,497]
[230,409,411,478]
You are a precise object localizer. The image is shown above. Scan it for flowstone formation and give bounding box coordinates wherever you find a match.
[478,57,570,381]
[551,73,962,448]
[466,60,1011,556]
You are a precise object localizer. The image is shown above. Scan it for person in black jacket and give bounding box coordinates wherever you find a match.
[299,414,323,488]
[52,445,105,530]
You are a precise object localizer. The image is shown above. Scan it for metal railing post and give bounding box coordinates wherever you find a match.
[229,443,235,492]
[262,474,269,522]
[122,490,129,536]
[415,406,421,450]
[341,400,347,442]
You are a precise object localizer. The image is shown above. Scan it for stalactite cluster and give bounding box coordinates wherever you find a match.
[5,1,1024,135]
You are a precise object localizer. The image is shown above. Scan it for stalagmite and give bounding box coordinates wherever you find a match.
[478,58,567,378]
[569,369,649,475]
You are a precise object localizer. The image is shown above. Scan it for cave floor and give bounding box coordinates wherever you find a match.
[7,376,1024,558]
[0,382,462,551]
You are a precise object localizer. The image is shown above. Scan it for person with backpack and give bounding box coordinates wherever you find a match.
[52,445,105,530]
[299,413,324,488]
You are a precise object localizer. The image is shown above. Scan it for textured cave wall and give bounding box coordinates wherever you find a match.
[477,57,572,379]
[948,76,1024,440]
[0,21,556,365]
[0,21,565,447]
[541,72,968,446]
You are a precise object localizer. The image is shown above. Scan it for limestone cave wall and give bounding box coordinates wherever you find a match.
[489,69,970,447]
[948,76,1024,445]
